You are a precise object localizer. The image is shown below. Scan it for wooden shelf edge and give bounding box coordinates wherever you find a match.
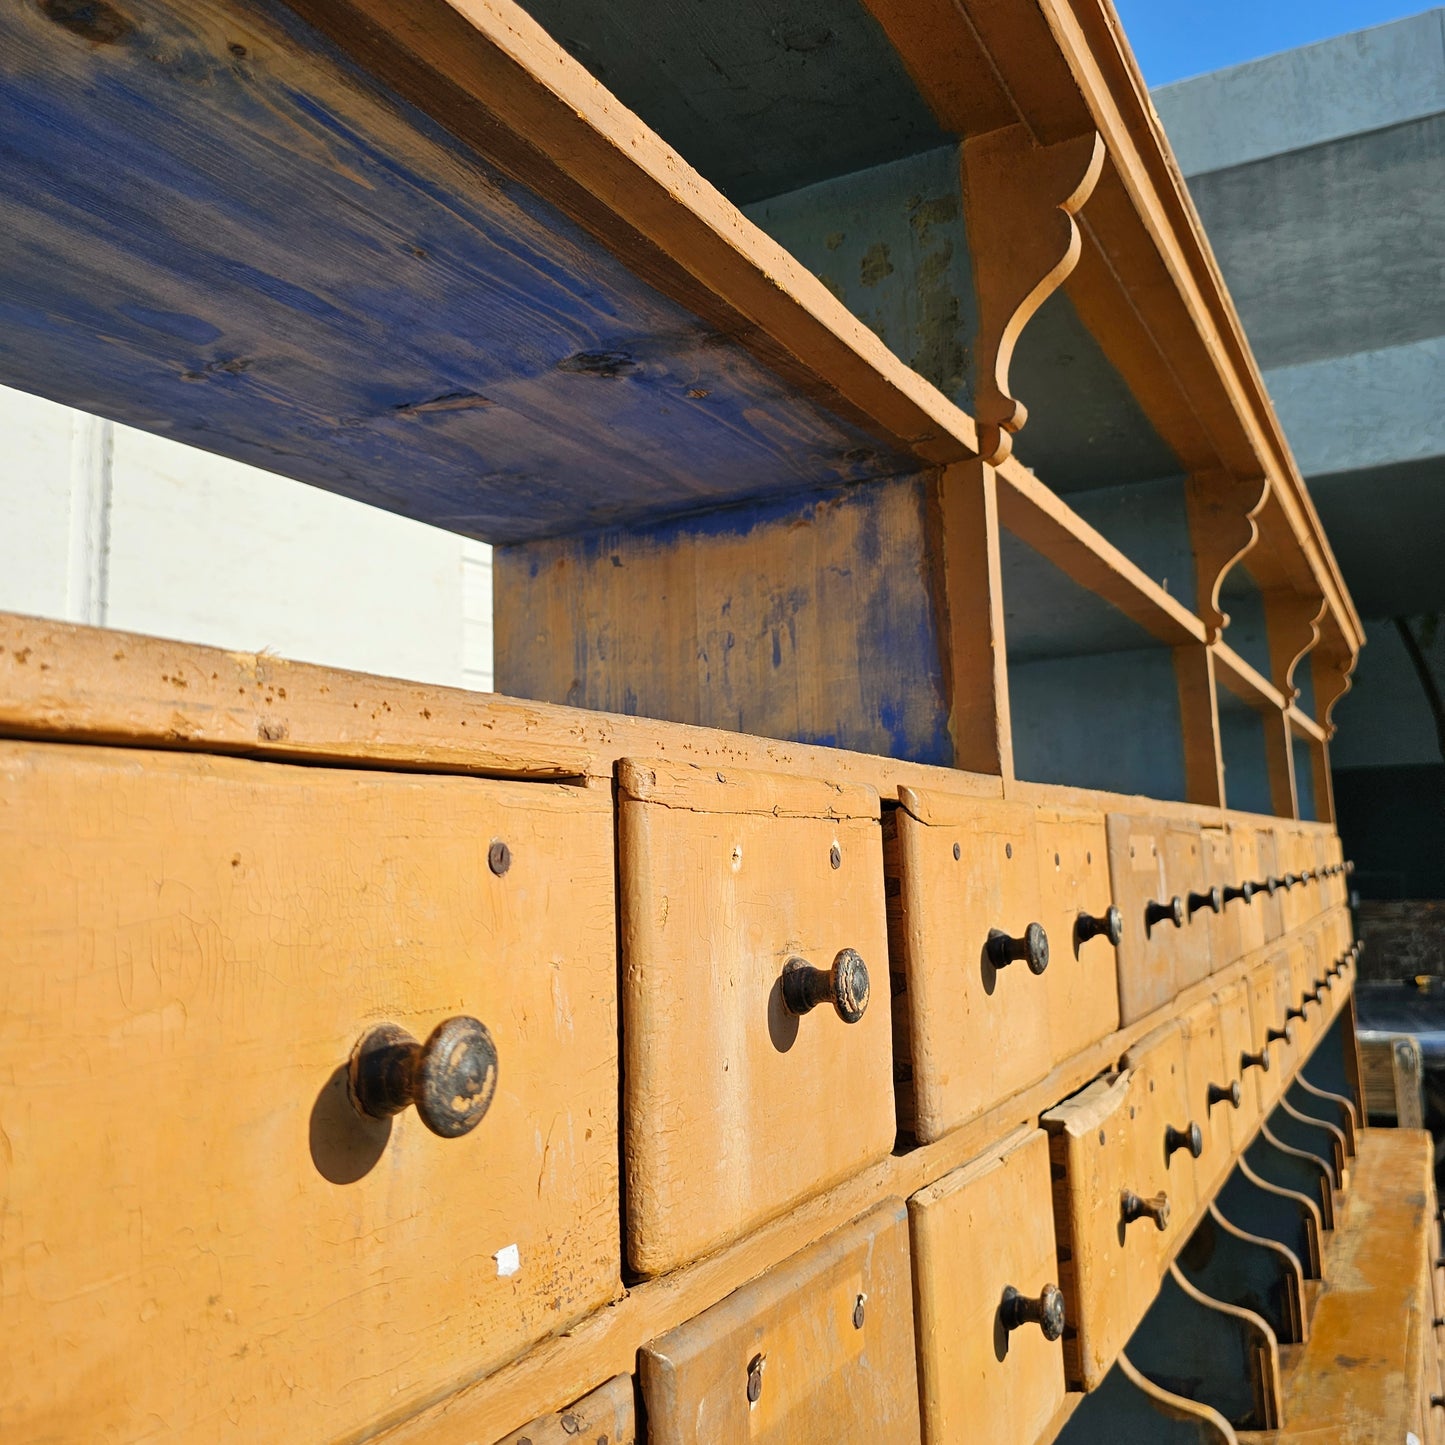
[284,0,983,472]
[1213,642,1288,713]
[994,460,1207,649]
[1287,708,1327,746]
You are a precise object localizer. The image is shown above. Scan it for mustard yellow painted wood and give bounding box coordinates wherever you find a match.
[1202,826,1242,972]
[1107,814,1209,1023]
[1034,807,1123,1064]
[890,791,1051,1141]
[0,741,621,1445]
[1043,1022,1193,1390]
[639,1200,921,1443]
[1228,825,1268,959]
[617,759,894,1276]
[1181,993,1243,1200]
[909,1128,1067,1445]
[492,1376,635,1445]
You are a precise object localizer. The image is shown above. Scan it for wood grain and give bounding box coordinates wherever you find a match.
[909,1128,1067,1445]
[639,1200,921,1443]
[617,759,895,1277]
[0,740,621,1444]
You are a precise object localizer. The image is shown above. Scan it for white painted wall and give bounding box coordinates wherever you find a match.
[0,382,493,691]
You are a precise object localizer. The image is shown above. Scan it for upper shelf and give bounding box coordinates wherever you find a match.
[0,0,1358,653]
[0,0,977,544]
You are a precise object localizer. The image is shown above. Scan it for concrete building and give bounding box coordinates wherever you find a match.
[1154,10,1445,904]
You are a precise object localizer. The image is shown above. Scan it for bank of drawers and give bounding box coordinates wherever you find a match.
[0,737,1357,1443]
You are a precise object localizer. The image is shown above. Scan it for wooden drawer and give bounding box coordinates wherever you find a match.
[0,741,621,1445]
[1254,825,1287,941]
[889,791,1050,1141]
[495,1376,635,1445]
[1228,822,1267,957]
[639,1200,920,1443]
[910,1128,1067,1445]
[1106,813,1212,1023]
[1043,1022,1196,1389]
[1181,993,1247,1201]
[619,760,894,1275]
[1199,826,1240,972]
[1245,957,1296,1107]
[1214,978,1266,1136]
[1034,807,1123,1063]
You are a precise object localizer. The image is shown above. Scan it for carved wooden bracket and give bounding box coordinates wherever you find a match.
[1311,615,1359,738]
[1264,591,1328,704]
[961,124,1106,465]
[1185,471,1270,642]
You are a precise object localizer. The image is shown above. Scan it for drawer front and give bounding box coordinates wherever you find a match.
[1254,826,1286,941]
[1200,826,1241,973]
[1245,958,1294,1106]
[910,1128,1066,1445]
[1043,1023,1192,1389]
[495,1376,635,1445]
[1120,1022,1202,1251]
[1213,979,1264,1141]
[1106,814,1210,1023]
[891,791,1052,1141]
[0,742,621,1445]
[1181,995,1246,1201]
[640,1200,920,1443]
[1034,808,1122,1062]
[1228,824,1267,957]
[619,760,894,1275]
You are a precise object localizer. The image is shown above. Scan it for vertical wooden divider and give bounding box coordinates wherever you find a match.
[1174,644,1226,807]
[1310,737,1336,826]
[1266,709,1300,820]
[931,458,1013,779]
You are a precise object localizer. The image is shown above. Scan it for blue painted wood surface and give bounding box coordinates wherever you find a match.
[0,0,912,543]
[494,476,954,765]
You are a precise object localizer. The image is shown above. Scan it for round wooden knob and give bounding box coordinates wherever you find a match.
[781,949,870,1023]
[987,923,1049,975]
[1121,1189,1170,1231]
[1165,1121,1203,1160]
[1208,1080,1242,1109]
[1075,907,1123,948]
[349,1016,499,1139]
[1241,1048,1270,1074]
[1145,896,1184,931]
[1001,1283,1065,1341]
[1188,887,1222,919]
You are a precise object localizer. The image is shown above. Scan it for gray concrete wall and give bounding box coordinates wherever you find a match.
[1154,14,1445,810]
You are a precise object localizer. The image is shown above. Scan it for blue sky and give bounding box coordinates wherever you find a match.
[1113,1,1430,85]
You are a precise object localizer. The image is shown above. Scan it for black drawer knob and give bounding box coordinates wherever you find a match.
[1266,1024,1293,1046]
[1256,877,1281,896]
[1165,1121,1204,1160]
[1345,860,1355,876]
[1188,887,1223,918]
[1075,906,1123,948]
[1145,897,1184,932]
[781,948,870,1023]
[1121,1189,1170,1231]
[1303,987,1323,1006]
[349,1016,499,1139]
[1281,873,1301,890]
[1209,1080,1242,1109]
[1001,1283,1066,1342]
[987,922,1050,975]
[1241,1049,1270,1074]
[1285,1004,1307,1023]
[1222,882,1255,906]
